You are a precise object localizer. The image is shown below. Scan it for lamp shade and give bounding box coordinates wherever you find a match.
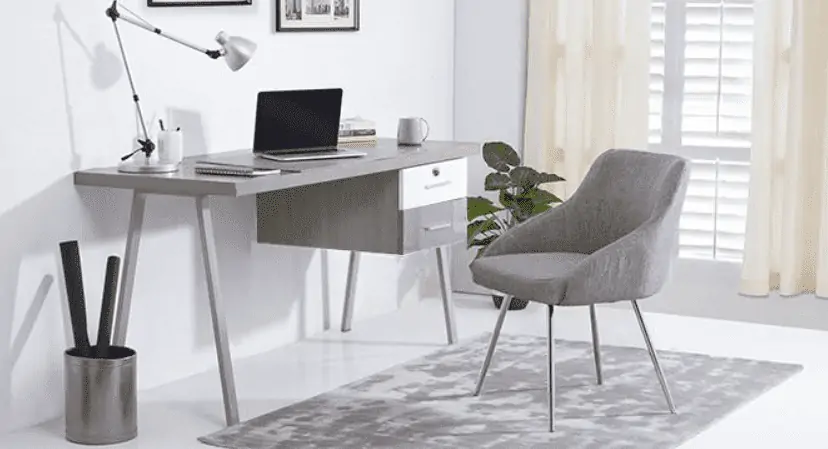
[215,31,256,72]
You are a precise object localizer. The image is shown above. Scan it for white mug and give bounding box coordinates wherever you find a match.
[157,130,184,165]
[397,117,430,146]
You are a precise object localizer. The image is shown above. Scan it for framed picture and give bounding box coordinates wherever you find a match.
[277,0,360,32]
[148,0,252,6]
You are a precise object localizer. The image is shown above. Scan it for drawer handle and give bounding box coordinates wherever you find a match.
[424,223,453,232]
[424,180,452,190]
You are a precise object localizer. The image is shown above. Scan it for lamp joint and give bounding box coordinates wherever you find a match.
[206,49,222,59]
[105,1,119,21]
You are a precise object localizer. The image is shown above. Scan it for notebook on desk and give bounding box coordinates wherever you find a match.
[252,89,367,162]
[194,154,299,177]
[195,163,282,177]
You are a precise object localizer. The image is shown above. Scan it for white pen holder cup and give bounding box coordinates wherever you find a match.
[157,131,183,165]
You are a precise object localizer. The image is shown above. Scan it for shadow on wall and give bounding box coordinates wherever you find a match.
[1,1,314,435]
[398,251,430,309]
[54,4,122,171]
[192,195,317,347]
[0,124,310,435]
[55,23,319,368]
[153,108,317,346]
[0,177,123,434]
[168,109,211,158]
[0,5,124,433]
[75,166,314,359]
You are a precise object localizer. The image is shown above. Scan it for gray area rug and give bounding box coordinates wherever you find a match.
[200,334,802,448]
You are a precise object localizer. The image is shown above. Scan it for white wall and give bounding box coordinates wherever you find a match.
[451,0,529,294]
[0,0,455,434]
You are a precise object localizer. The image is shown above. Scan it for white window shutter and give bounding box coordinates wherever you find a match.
[650,0,754,262]
[650,2,666,145]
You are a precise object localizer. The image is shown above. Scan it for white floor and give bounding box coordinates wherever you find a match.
[2,295,828,448]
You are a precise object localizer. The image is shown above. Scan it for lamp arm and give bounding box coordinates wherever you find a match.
[106,1,156,161]
[106,2,223,59]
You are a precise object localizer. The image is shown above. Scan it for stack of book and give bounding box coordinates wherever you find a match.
[339,117,377,146]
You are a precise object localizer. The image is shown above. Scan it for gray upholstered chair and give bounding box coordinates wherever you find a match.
[469,149,690,432]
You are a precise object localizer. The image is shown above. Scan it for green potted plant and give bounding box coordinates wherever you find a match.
[467,141,565,311]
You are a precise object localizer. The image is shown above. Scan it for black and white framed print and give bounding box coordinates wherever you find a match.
[277,0,360,32]
[148,0,252,6]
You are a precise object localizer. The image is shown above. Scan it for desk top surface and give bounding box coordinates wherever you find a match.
[74,138,479,197]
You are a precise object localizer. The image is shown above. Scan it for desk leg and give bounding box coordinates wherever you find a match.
[112,191,147,346]
[436,246,458,345]
[196,196,240,427]
[340,251,360,332]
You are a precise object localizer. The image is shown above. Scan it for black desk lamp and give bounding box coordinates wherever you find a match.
[106,1,256,173]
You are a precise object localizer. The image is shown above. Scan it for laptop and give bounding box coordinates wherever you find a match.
[253,89,367,162]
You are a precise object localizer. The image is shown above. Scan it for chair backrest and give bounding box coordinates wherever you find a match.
[567,149,690,255]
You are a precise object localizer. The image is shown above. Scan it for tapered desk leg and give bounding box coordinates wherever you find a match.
[196,196,240,427]
[436,246,458,345]
[112,191,147,346]
[321,250,331,331]
[340,251,360,332]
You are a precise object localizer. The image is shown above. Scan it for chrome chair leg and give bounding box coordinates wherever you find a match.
[473,295,512,396]
[589,305,603,385]
[547,304,556,432]
[435,246,458,345]
[632,300,677,414]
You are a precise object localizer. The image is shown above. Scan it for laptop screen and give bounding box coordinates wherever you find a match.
[253,89,343,153]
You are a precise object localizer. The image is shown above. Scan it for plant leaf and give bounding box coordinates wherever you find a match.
[484,173,511,191]
[467,196,503,221]
[498,190,516,209]
[525,187,563,205]
[470,235,498,248]
[510,166,540,189]
[478,218,502,234]
[514,197,535,222]
[467,218,501,246]
[537,172,566,184]
[498,190,522,227]
[482,142,521,172]
[532,203,553,215]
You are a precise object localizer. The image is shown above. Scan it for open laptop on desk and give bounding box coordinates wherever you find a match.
[253,88,367,162]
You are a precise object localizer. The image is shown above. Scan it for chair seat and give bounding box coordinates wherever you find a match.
[470,252,588,305]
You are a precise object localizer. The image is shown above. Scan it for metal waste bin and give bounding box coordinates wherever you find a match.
[64,346,137,445]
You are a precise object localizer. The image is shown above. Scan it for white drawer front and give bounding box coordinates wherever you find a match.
[399,158,468,210]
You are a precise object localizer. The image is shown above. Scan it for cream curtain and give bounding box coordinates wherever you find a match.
[523,0,652,200]
[740,0,828,297]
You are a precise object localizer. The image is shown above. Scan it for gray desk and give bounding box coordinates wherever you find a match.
[74,138,477,427]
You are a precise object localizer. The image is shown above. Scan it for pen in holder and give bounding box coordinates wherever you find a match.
[157,130,184,166]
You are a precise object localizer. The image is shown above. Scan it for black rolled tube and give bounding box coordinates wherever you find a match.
[59,241,91,358]
[96,256,121,358]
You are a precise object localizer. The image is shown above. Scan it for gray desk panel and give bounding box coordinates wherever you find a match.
[74,139,479,197]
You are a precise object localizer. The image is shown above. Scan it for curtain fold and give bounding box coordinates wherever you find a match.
[740,0,828,297]
[523,0,651,200]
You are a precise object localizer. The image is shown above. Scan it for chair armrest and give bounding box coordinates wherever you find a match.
[562,222,674,306]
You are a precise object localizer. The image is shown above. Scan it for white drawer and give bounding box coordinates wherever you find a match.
[399,158,468,210]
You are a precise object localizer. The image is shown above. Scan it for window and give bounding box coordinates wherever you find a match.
[650,0,754,261]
